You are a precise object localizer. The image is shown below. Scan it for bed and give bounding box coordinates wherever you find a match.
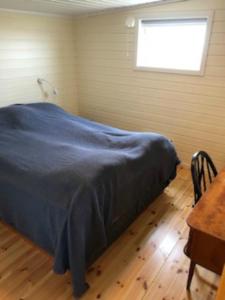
[0,102,179,297]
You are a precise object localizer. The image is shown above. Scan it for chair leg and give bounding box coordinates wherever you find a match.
[187,260,196,290]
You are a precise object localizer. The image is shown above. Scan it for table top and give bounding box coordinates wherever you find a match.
[187,168,225,242]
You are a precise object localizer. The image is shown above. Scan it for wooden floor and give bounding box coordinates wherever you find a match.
[0,166,220,300]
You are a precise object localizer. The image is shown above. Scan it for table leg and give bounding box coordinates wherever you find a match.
[187,260,196,289]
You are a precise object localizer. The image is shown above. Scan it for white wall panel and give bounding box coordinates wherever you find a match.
[0,11,78,113]
[75,0,225,169]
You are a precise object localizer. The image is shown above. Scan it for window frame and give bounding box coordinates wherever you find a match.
[134,11,214,76]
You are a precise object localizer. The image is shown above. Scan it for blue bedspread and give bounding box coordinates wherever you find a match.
[0,103,179,297]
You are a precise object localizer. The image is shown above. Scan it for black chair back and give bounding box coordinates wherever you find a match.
[191,151,217,205]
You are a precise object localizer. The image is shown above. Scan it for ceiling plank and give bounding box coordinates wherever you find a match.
[0,0,186,17]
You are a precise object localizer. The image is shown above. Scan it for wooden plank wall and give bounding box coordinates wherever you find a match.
[75,0,225,169]
[0,11,78,113]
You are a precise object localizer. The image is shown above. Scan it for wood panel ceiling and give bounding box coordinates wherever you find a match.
[0,0,184,16]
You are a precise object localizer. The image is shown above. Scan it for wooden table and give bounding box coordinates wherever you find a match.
[184,168,225,289]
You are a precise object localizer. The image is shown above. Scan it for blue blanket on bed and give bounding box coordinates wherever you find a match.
[0,103,179,297]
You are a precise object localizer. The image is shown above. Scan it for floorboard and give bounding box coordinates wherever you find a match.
[0,166,220,300]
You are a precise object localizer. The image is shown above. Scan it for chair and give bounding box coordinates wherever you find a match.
[186,150,218,290]
[191,150,217,206]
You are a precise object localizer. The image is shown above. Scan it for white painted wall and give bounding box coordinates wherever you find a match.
[0,11,78,113]
[75,0,225,168]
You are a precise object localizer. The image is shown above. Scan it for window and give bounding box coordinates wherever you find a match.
[136,14,213,75]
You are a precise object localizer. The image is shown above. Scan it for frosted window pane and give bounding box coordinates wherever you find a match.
[136,19,208,72]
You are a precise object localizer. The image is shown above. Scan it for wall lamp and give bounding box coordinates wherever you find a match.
[37,78,58,98]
